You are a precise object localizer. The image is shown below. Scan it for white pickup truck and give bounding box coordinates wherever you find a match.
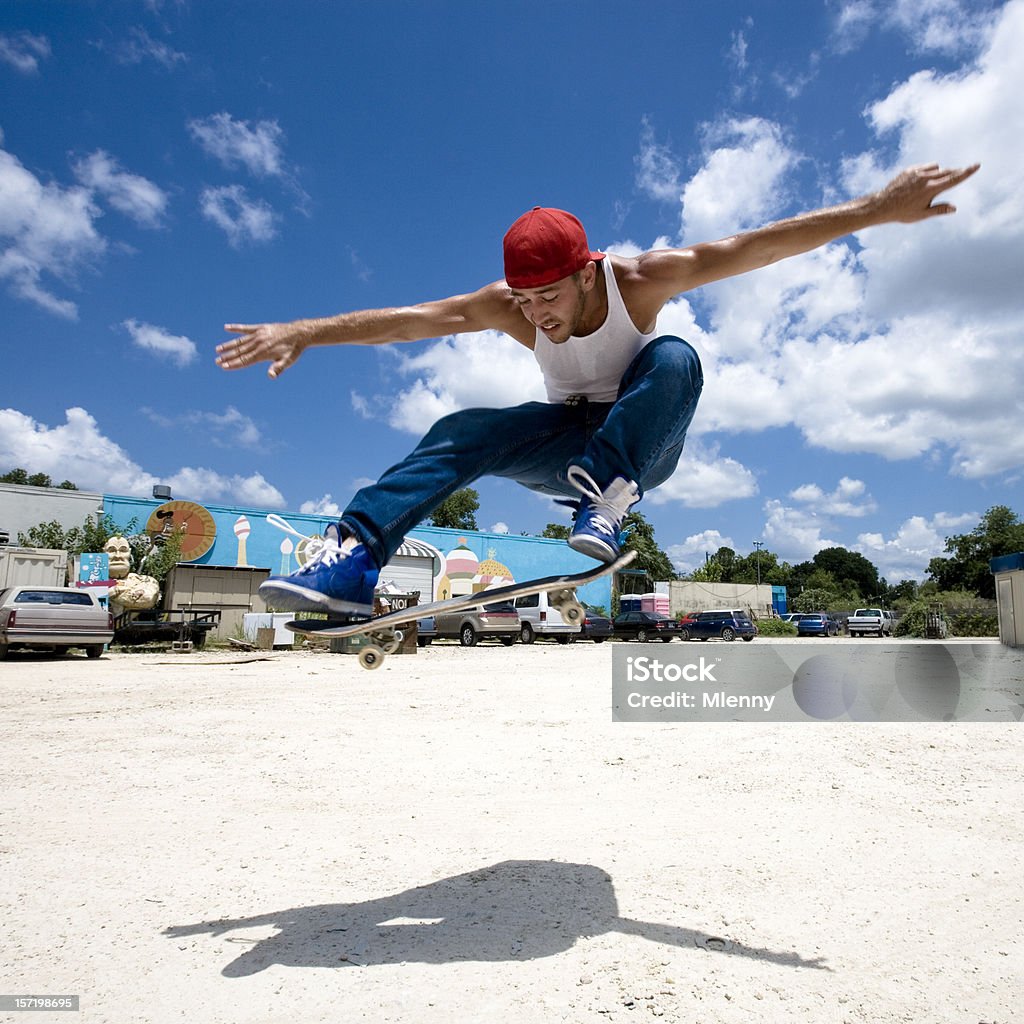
[847,608,895,637]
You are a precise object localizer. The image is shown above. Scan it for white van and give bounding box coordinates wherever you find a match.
[514,590,582,644]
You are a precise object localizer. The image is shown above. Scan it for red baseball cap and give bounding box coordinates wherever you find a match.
[503,207,604,289]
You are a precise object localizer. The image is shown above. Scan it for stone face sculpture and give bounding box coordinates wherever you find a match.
[103,536,132,579]
[104,535,161,611]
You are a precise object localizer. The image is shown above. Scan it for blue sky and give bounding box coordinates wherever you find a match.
[1,0,1021,583]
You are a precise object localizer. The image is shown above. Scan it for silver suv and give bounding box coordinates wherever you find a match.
[429,601,520,647]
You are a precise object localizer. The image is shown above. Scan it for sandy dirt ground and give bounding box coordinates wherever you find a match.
[1,639,1022,1024]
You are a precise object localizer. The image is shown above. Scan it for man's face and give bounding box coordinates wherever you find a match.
[509,269,590,345]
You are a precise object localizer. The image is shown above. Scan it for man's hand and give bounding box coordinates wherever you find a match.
[874,162,980,223]
[216,321,311,379]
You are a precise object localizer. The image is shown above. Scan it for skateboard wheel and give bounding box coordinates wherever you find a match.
[562,601,584,626]
[358,645,385,670]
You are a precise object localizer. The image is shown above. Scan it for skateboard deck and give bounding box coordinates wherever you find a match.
[286,549,636,669]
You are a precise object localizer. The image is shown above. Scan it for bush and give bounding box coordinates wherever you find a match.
[754,617,798,637]
[894,593,998,638]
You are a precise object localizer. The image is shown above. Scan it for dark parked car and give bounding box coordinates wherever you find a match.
[0,585,114,659]
[680,609,757,642]
[579,606,613,642]
[612,610,683,642]
[796,613,841,637]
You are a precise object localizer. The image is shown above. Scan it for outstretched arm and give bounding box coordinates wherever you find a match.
[633,162,980,306]
[216,280,527,378]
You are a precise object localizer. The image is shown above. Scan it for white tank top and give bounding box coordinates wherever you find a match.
[532,257,657,403]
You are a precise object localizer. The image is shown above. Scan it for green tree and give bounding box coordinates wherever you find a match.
[18,514,132,558]
[622,511,676,582]
[689,559,724,582]
[812,546,880,602]
[541,523,571,540]
[790,568,863,612]
[885,579,920,607]
[927,505,1024,599]
[1,467,77,490]
[16,514,186,583]
[136,527,184,583]
[793,586,839,614]
[712,546,737,581]
[732,547,789,586]
[427,488,480,530]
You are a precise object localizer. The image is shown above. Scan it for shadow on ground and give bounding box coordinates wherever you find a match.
[165,860,829,976]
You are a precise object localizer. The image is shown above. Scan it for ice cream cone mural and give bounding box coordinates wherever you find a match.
[233,515,251,567]
[444,540,479,598]
[280,538,294,574]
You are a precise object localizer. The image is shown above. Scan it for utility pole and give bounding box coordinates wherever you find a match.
[753,541,764,586]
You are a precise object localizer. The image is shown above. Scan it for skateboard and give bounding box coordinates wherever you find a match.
[286,549,637,670]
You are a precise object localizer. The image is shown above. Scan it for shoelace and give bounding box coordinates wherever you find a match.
[296,530,348,575]
[566,467,622,536]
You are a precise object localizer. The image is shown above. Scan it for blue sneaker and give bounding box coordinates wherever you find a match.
[565,466,639,562]
[259,524,379,615]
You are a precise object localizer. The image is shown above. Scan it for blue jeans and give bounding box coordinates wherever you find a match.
[342,336,703,567]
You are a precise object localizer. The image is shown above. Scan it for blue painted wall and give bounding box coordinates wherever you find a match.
[101,495,614,611]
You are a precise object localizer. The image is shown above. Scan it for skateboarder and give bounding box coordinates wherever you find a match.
[217,161,978,615]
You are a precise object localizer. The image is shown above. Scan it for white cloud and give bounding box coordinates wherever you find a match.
[667,528,735,574]
[762,498,841,563]
[831,0,996,55]
[0,145,104,318]
[646,441,759,509]
[188,112,287,179]
[679,117,799,242]
[0,32,51,73]
[122,319,198,367]
[168,468,284,509]
[729,27,749,73]
[350,392,373,419]
[299,494,343,517]
[789,477,877,517]
[832,1,877,52]
[380,330,546,435]
[490,522,510,535]
[854,509,979,582]
[633,1,1023,495]
[199,185,278,247]
[199,406,262,448]
[73,151,168,228]
[634,117,681,203]
[0,139,171,316]
[142,405,262,447]
[0,406,284,506]
[112,26,187,68]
